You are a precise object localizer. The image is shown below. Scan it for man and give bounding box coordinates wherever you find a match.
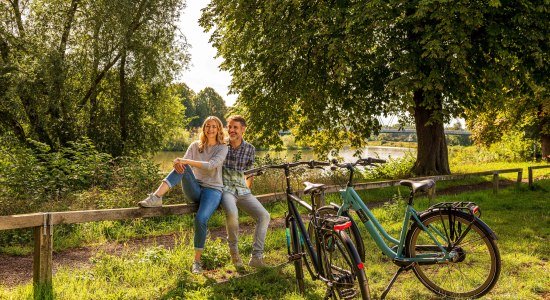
[222,115,270,268]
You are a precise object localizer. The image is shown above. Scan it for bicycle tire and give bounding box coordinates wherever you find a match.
[320,230,370,300]
[289,218,306,294]
[405,210,501,298]
[302,219,318,277]
[317,205,365,262]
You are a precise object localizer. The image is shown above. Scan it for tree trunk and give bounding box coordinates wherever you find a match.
[117,48,129,157]
[412,90,451,175]
[0,110,26,142]
[539,103,550,161]
[542,134,550,162]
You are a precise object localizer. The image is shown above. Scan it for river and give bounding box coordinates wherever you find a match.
[152,146,414,172]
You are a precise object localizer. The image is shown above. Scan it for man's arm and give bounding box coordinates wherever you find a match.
[245,144,256,188]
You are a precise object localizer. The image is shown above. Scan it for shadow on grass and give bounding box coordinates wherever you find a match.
[160,266,325,300]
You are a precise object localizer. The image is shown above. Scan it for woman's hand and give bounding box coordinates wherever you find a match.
[173,158,187,174]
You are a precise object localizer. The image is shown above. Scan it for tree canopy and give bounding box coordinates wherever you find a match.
[0,0,188,156]
[465,1,549,160]
[201,0,548,174]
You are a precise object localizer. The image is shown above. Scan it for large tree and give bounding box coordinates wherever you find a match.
[0,0,188,156]
[201,0,543,174]
[466,1,549,161]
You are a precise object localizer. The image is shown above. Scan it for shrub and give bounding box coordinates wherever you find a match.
[0,136,161,214]
[362,153,416,179]
[161,128,193,151]
[0,137,113,212]
[449,132,537,164]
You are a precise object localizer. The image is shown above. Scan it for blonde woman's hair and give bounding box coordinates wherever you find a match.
[198,116,226,153]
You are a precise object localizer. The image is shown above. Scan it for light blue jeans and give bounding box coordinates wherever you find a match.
[164,165,222,250]
[221,192,270,258]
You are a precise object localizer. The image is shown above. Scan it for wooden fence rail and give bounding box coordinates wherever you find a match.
[0,167,525,299]
[528,165,550,189]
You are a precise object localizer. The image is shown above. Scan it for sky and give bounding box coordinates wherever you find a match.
[178,1,237,106]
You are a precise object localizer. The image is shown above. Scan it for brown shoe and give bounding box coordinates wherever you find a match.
[231,252,244,268]
[248,256,267,268]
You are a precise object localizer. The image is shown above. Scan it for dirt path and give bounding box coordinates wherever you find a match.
[0,180,513,288]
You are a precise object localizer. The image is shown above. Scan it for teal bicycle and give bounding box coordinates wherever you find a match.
[321,158,501,299]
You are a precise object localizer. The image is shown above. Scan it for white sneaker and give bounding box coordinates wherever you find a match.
[191,261,203,274]
[138,193,162,208]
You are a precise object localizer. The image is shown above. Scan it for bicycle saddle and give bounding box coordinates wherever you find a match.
[303,181,327,194]
[399,179,435,194]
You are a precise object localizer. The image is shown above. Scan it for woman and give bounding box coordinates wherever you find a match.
[139,116,228,274]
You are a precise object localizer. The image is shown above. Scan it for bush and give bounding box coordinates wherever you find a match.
[0,137,112,212]
[0,136,161,214]
[362,153,416,179]
[450,132,537,164]
[161,128,193,151]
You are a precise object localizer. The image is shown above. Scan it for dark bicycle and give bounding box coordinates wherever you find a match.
[245,160,370,300]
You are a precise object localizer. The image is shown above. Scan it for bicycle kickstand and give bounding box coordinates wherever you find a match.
[380,264,414,299]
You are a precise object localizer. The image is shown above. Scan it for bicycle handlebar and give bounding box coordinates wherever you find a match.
[330,157,386,169]
[244,160,331,176]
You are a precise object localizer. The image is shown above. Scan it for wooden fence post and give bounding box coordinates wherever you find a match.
[33,213,53,300]
[528,167,534,190]
[517,170,523,187]
[492,172,499,194]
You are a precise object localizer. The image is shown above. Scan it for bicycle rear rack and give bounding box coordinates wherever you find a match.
[426,201,481,218]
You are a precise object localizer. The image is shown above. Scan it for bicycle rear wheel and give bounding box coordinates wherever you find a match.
[317,205,365,262]
[405,210,501,298]
[320,230,370,300]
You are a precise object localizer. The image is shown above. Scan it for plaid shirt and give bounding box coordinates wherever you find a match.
[223,140,255,195]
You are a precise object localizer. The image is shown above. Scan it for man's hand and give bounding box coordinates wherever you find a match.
[246,175,254,189]
[173,158,186,174]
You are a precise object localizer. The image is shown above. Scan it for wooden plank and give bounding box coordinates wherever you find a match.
[50,204,198,225]
[528,165,550,170]
[0,213,44,230]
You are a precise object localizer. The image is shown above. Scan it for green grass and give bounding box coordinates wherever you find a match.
[1,180,548,299]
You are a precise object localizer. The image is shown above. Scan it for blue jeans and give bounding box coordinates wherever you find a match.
[164,165,222,250]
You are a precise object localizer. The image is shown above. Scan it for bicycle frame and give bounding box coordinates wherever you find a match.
[338,187,453,263]
[282,166,325,279]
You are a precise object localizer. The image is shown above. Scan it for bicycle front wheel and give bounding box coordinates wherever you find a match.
[320,230,370,300]
[405,210,501,298]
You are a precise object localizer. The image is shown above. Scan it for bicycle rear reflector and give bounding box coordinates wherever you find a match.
[334,221,352,231]
[357,262,364,270]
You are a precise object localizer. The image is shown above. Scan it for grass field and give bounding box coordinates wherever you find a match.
[1,179,548,299]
